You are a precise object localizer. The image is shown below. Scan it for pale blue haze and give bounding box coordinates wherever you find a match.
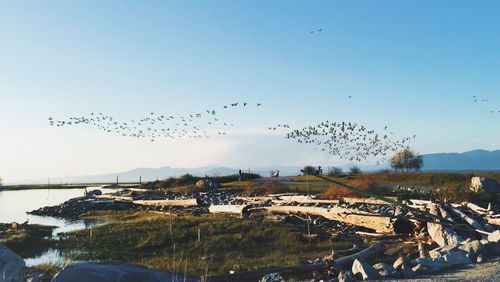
[1,1,500,182]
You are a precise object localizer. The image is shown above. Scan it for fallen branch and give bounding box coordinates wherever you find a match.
[343,197,398,205]
[133,199,198,207]
[253,205,412,234]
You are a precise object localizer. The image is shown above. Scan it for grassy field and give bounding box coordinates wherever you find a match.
[60,211,353,277]
[291,172,500,187]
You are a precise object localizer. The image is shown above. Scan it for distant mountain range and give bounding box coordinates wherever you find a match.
[10,150,500,184]
[16,166,304,184]
[422,149,500,171]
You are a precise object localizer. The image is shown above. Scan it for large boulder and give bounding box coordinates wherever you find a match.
[351,259,380,280]
[470,177,500,193]
[195,179,220,189]
[410,258,445,273]
[482,241,500,257]
[0,245,25,282]
[52,262,199,282]
[442,251,471,266]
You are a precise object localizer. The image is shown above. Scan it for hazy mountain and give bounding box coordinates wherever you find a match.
[12,165,304,184]
[10,149,500,184]
[422,149,500,171]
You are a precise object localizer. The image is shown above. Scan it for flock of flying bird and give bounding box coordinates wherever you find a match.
[473,96,500,114]
[48,102,262,142]
[49,95,415,164]
[268,121,415,164]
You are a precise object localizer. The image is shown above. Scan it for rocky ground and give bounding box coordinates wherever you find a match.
[401,256,500,282]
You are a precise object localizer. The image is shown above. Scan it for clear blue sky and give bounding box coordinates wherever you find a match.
[1,1,500,183]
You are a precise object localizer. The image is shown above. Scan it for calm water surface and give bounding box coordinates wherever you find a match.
[0,187,117,266]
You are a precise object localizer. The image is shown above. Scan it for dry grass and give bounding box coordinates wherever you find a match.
[321,178,377,199]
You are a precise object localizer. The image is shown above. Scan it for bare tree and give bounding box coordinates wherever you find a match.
[390,148,423,172]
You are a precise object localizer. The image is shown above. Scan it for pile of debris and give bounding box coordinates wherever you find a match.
[26,183,500,281]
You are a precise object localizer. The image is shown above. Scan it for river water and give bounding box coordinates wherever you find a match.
[0,187,117,266]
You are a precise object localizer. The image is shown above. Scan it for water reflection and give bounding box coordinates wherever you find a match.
[24,248,67,267]
[0,187,117,265]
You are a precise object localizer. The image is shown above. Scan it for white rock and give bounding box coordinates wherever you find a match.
[351,259,380,280]
[470,177,500,193]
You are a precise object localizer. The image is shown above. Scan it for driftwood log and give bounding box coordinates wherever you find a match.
[342,197,398,205]
[208,205,250,214]
[206,243,386,282]
[426,203,461,247]
[95,194,133,202]
[133,199,198,207]
[449,207,484,230]
[253,206,412,234]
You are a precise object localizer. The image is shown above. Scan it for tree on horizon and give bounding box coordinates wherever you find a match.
[390,148,423,172]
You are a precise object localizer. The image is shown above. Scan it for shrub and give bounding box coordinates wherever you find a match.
[435,183,473,202]
[174,174,199,186]
[242,185,265,196]
[301,165,317,176]
[327,167,343,177]
[349,166,362,175]
[321,177,377,199]
[263,181,289,195]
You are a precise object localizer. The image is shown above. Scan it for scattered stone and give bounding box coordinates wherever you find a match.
[442,251,471,266]
[351,259,380,280]
[458,240,484,261]
[0,245,25,282]
[411,264,429,275]
[488,230,500,243]
[470,177,500,193]
[337,270,355,282]
[24,271,49,282]
[476,253,486,263]
[392,256,406,270]
[411,258,444,273]
[429,244,458,259]
[51,262,198,282]
[372,262,396,277]
[258,272,284,282]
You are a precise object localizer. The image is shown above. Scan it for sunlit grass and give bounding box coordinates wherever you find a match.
[62,211,345,276]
